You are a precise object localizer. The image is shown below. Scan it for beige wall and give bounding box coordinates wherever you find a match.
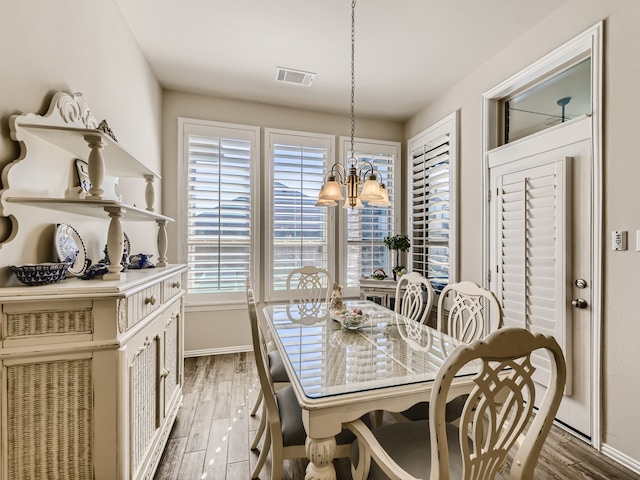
[2,0,639,469]
[0,0,162,279]
[406,0,640,464]
[162,90,404,353]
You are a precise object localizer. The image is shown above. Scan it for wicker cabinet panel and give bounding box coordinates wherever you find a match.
[129,333,161,475]
[163,306,181,416]
[2,299,93,346]
[6,357,93,480]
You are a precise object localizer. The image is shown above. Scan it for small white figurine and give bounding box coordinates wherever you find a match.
[330,282,345,311]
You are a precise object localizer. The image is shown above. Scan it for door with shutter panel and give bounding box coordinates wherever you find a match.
[489,117,592,437]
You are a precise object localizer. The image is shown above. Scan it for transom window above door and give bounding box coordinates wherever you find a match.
[502,57,591,144]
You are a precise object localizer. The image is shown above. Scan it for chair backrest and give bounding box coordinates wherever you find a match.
[395,272,435,324]
[437,281,503,342]
[429,327,567,480]
[247,298,285,447]
[245,276,254,302]
[286,266,333,304]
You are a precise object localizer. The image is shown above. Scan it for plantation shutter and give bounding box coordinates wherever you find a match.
[410,133,451,291]
[271,139,330,292]
[186,131,253,294]
[346,150,396,287]
[494,157,572,391]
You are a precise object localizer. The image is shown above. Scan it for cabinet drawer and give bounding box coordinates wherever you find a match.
[161,273,183,303]
[2,299,93,347]
[127,283,162,329]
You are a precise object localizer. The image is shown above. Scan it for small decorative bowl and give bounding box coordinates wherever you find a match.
[342,313,369,330]
[331,308,369,330]
[10,263,70,286]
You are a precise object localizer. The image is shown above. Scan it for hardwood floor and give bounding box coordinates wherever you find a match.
[154,353,639,480]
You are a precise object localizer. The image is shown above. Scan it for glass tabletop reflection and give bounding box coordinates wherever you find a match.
[263,300,477,400]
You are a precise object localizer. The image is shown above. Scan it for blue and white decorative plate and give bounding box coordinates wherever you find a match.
[55,223,88,277]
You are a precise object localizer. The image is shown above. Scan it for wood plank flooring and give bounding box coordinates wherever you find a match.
[154,353,639,480]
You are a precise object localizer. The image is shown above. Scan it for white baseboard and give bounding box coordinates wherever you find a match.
[601,443,640,475]
[185,345,252,358]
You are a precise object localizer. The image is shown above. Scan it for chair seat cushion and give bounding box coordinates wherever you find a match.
[276,385,368,447]
[268,350,290,383]
[400,394,468,422]
[351,420,466,479]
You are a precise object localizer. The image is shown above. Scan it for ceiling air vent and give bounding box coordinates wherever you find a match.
[275,67,315,86]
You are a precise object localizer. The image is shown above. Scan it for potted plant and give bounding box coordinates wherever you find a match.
[383,234,411,280]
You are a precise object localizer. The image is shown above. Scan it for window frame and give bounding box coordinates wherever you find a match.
[264,128,336,303]
[406,111,458,291]
[177,117,261,306]
[337,137,401,299]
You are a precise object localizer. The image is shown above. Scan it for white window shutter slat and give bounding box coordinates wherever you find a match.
[495,157,572,393]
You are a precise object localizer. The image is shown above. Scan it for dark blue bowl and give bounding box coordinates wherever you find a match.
[10,263,70,286]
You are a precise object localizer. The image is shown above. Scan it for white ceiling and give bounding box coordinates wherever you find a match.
[116,0,569,122]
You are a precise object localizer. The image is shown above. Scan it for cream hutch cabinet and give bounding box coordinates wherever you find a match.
[0,92,187,479]
[0,266,186,479]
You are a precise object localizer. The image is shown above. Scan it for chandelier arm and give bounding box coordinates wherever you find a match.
[327,162,347,184]
[356,161,382,183]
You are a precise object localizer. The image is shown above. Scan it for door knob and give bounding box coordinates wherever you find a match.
[571,298,588,309]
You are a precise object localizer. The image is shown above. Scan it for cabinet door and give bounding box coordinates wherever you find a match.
[127,328,162,478]
[162,303,182,417]
[4,354,94,480]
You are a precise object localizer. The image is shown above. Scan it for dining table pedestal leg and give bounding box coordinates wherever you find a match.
[305,436,337,480]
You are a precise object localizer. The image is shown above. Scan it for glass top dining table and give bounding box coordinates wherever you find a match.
[262,299,479,480]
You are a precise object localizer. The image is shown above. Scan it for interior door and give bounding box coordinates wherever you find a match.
[488,116,592,438]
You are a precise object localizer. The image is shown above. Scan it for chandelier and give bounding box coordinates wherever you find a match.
[316,0,390,210]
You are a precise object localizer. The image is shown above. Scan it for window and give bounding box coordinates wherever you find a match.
[265,129,335,301]
[338,138,401,296]
[407,112,458,292]
[178,119,260,303]
[502,57,591,144]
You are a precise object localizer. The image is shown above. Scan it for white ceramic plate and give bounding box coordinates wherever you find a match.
[55,223,88,277]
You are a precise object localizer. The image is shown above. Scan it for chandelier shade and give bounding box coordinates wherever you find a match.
[368,183,391,207]
[315,0,388,211]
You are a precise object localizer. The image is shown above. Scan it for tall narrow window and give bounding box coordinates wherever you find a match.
[339,138,400,295]
[179,119,259,302]
[265,129,334,301]
[408,112,458,292]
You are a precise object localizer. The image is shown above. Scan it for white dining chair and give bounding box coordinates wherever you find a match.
[437,280,503,342]
[245,278,290,453]
[399,280,504,423]
[394,271,435,324]
[247,297,364,479]
[346,327,567,480]
[286,265,333,304]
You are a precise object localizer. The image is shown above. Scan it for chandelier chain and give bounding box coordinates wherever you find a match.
[350,0,356,160]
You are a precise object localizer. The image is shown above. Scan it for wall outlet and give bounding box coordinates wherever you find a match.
[612,231,627,251]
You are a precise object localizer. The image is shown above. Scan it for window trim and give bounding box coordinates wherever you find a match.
[406,111,458,290]
[337,136,401,298]
[177,117,261,306]
[264,128,336,303]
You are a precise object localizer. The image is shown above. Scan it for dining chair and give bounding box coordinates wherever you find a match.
[247,297,366,479]
[437,280,503,343]
[286,265,333,304]
[245,278,290,453]
[399,281,504,423]
[346,327,567,480]
[394,271,435,324]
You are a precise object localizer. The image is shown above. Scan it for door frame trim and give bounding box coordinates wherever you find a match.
[481,22,603,448]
